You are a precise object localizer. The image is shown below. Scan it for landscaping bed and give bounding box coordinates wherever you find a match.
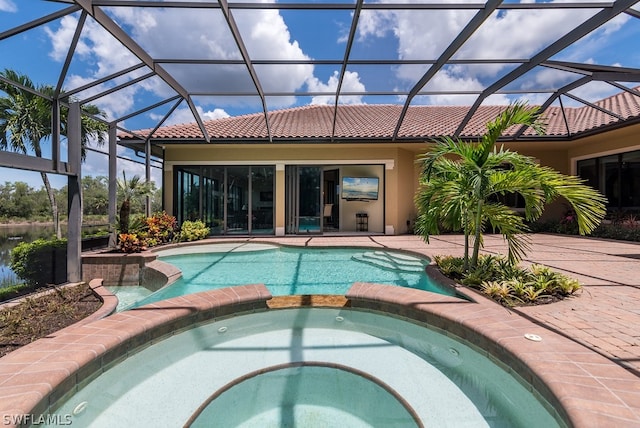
[0,283,102,358]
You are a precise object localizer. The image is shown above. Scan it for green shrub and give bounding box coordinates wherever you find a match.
[530,211,640,242]
[591,223,640,242]
[435,254,581,306]
[9,239,67,287]
[0,283,31,301]
[179,220,210,242]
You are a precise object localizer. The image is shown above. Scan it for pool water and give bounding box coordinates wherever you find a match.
[189,364,420,427]
[123,243,458,310]
[46,308,563,427]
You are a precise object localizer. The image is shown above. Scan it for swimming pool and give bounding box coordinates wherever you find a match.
[45,307,563,427]
[117,242,459,310]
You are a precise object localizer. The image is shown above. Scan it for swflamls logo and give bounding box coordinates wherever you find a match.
[3,414,72,426]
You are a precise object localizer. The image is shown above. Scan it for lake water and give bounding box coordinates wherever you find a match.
[0,224,58,284]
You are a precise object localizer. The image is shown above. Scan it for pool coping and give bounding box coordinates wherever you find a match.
[1,279,639,427]
[0,284,273,427]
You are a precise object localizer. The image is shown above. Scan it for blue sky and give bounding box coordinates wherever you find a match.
[1,0,640,190]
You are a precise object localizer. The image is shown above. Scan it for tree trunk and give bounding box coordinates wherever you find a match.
[119,199,130,234]
[463,212,470,272]
[471,199,484,269]
[40,172,61,239]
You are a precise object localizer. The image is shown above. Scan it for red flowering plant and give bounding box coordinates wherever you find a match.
[118,233,146,253]
[144,211,177,247]
[559,207,579,234]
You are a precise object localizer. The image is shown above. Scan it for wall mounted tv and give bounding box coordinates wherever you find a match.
[341,176,379,200]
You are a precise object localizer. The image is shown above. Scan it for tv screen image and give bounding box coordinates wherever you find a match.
[341,177,379,200]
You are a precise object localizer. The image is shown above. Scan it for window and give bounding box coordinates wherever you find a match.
[577,150,640,211]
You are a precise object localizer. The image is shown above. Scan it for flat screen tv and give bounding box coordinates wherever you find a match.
[341,176,379,200]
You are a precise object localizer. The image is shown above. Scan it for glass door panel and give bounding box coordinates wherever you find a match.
[621,151,640,209]
[599,155,619,209]
[176,167,201,224]
[227,166,249,234]
[251,166,274,234]
[285,166,322,234]
[204,167,225,234]
[298,167,321,233]
[285,166,298,234]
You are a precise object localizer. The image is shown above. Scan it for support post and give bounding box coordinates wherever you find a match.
[67,102,82,283]
[52,99,61,173]
[108,123,118,247]
[145,138,151,217]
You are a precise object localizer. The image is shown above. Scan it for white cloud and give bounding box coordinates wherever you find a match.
[63,75,139,121]
[0,0,16,12]
[456,9,596,61]
[45,16,153,121]
[528,67,576,91]
[44,5,323,124]
[81,147,162,186]
[567,81,620,105]
[150,106,230,126]
[357,10,395,40]
[201,108,230,121]
[358,5,628,105]
[45,15,91,62]
[308,70,366,105]
[598,13,630,36]
[109,6,315,97]
[39,0,635,119]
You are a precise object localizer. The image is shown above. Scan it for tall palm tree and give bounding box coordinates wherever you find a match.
[117,171,153,234]
[0,69,108,238]
[415,102,607,270]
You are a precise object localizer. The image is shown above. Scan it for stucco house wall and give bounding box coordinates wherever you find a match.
[158,121,640,235]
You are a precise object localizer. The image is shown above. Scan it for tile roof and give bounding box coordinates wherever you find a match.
[121,87,640,143]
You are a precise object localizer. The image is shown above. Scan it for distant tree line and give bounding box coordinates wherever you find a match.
[0,176,162,222]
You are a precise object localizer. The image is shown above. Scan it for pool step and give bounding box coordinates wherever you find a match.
[351,251,426,273]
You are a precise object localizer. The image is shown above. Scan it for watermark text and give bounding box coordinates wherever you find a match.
[3,414,72,426]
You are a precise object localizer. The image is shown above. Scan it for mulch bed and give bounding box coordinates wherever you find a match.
[0,283,102,358]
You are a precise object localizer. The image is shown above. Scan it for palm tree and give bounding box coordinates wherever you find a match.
[117,171,153,234]
[0,69,107,238]
[415,102,607,271]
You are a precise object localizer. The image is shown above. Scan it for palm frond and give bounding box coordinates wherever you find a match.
[482,202,531,264]
[483,102,546,149]
[536,167,607,234]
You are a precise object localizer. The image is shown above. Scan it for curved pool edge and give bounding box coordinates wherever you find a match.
[0,284,273,427]
[186,361,424,428]
[346,283,640,428]
[0,283,639,427]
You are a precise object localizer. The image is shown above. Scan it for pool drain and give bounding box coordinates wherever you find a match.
[524,333,542,342]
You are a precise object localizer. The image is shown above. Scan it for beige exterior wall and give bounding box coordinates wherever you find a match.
[163,143,427,235]
[161,124,640,234]
[567,124,640,172]
[503,123,640,174]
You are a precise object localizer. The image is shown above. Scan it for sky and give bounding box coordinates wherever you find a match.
[1,0,640,190]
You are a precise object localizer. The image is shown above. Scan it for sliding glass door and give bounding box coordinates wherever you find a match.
[285,166,322,234]
[175,165,274,235]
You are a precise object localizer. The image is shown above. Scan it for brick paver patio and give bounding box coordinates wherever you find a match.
[361,233,640,375]
[1,232,639,427]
